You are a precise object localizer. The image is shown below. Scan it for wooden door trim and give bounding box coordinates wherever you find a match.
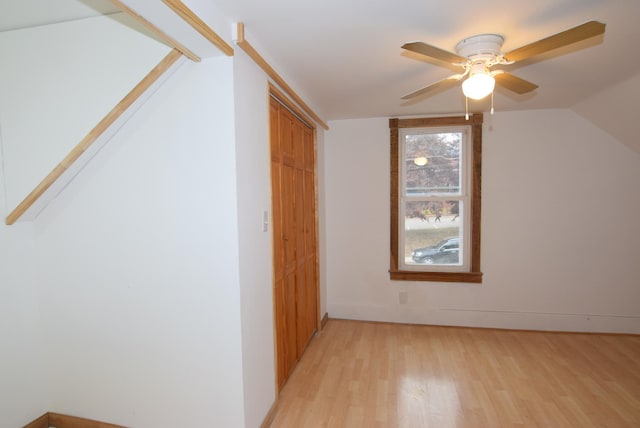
[312,125,321,334]
[268,83,314,130]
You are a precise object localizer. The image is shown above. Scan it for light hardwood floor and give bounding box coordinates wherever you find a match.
[269,319,640,427]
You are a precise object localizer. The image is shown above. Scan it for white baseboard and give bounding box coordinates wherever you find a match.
[328,303,640,334]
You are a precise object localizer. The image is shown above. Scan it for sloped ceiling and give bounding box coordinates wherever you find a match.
[0,0,120,31]
[572,73,640,154]
[3,0,640,152]
[210,0,640,121]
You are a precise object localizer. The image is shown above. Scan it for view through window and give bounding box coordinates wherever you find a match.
[401,128,468,271]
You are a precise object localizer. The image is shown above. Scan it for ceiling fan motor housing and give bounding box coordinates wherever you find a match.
[455,34,504,61]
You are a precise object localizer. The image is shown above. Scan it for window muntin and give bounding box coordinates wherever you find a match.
[389,115,483,283]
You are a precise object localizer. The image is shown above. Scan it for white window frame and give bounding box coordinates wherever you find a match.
[398,126,471,272]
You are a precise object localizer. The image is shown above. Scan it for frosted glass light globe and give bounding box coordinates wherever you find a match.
[462,73,495,100]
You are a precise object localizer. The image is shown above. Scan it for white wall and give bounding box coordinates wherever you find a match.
[0,10,330,428]
[232,45,328,426]
[0,15,249,427]
[0,13,170,211]
[0,14,171,427]
[30,56,246,427]
[232,49,277,427]
[325,109,640,333]
[0,160,49,428]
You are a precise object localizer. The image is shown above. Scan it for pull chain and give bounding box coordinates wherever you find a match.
[491,91,495,115]
[465,96,469,120]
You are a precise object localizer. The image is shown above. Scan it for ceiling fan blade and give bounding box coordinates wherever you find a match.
[401,75,463,100]
[402,41,467,64]
[494,72,538,94]
[504,21,605,63]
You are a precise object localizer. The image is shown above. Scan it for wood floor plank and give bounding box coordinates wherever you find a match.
[269,319,640,427]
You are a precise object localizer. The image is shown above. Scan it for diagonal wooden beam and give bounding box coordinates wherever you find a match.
[162,0,234,56]
[109,0,201,62]
[6,49,186,225]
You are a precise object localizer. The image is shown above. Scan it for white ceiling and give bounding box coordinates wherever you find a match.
[0,0,120,32]
[2,0,640,122]
[211,0,640,120]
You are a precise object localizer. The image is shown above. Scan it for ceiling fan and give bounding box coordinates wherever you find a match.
[401,21,606,103]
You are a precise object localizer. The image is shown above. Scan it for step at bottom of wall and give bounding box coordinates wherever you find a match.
[24,412,126,428]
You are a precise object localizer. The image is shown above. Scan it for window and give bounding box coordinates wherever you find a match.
[389,115,483,283]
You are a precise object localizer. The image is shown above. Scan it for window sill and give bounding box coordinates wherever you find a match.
[389,270,483,283]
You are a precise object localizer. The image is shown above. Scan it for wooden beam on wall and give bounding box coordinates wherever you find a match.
[162,0,234,56]
[23,412,126,428]
[109,0,201,62]
[23,413,49,428]
[5,49,186,225]
[48,413,126,428]
[235,23,329,130]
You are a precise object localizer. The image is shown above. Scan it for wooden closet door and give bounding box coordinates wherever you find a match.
[279,104,299,383]
[269,100,288,384]
[270,96,318,389]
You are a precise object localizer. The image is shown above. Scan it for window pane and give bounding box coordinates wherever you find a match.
[404,200,462,266]
[405,132,462,196]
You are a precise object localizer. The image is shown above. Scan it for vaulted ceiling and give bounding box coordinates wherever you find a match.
[211,0,640,122]
[0,0,120,31]
[3,0,640,135]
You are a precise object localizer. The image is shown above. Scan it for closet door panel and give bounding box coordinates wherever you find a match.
[270,98,318,389]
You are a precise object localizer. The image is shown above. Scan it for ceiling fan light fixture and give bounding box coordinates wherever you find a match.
[462,72,495,100]
[401,21,605,105]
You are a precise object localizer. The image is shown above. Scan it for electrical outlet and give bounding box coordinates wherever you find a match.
[399,291,408,305]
